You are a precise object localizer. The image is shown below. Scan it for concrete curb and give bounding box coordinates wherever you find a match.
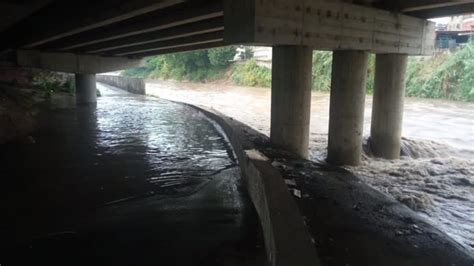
[181,103,322,266]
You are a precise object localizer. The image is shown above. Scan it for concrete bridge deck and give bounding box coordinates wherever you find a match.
[1,0,472,59]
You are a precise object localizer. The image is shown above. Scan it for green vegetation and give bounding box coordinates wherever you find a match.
[123,46,237,82]
[122,44,474,102]
[311,51,332,92]
[311,51,376,93]
[406,43,474,101]
[32,71,75,94]
[231,60,271,87]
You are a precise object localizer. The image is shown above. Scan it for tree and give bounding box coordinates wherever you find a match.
[208,46,237,67]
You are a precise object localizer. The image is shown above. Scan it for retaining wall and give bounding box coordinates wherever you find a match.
[97,75,145,95]
[181,103,321,266]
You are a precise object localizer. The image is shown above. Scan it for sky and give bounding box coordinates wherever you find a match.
[429,17,450,24]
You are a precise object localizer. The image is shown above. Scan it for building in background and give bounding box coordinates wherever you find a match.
[435,15,474,49]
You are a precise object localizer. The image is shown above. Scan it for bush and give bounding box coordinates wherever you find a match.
[120,44,474,102]
[406,43,474,101]
[32,71,74,94]
[122,56,165,77]
[312,51,332,91]
[208,46,237,67]
[123,47,236,82]
[311,51,375,93]
[231,60,271,87]
[366,54,376,94]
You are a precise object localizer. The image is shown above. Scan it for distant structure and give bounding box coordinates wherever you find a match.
[234,46,272,68]
[251,47,272,68]
[447,15,474,31]
[435,15,474,49]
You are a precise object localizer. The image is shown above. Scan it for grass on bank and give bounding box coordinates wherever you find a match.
[406,43,474,101]
[122,43,474,102]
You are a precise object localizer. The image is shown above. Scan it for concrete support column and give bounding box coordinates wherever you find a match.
[327,51,369,166]
[270,46,313,159]
[370,54,408,159]
[75,73,97,105]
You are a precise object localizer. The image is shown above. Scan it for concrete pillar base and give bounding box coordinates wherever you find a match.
[75,73,97,105]
[370,54,408,159]
[327,50,369,166]
[270,46,313,159]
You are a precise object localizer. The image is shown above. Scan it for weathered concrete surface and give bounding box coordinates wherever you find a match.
[75,73,96,105]
[183,102,474,266]
[371,54,408,159]
[97,75,145,95]
[182,103,321,266]
[16,50,144,74]
[328,50,368,166]
[224,0,435,55]
[270,45,312,159]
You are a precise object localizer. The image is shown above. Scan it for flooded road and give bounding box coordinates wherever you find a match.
[0,84,264,265]
[147,80,474,251]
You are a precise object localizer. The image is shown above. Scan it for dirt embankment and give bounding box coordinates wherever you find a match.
[0,87,40,144]
[0,68,76,144]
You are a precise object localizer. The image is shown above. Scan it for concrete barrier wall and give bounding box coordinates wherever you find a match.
[180,103,321,266]
[97,75,145,95]
[178,101,473,266]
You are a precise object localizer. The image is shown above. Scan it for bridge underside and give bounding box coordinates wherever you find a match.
[0,0,471,160]
[1,0,472,59]
[0,1,471,157]
[0,0,473,265]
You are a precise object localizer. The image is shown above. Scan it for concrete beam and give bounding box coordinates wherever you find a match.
[107,30,224,56]
[397,0,473,12]
[130,40,225,57]
[16,50,144,74]
[3,0,187,51]
[40,0,223,52]
[370,54,408,159]
[327,51,369,166]
[370,0,472,12]
[405,2,474,18]
[224,0,436,55]
[270,46,312,159]
[0,0,53,32]
[77,17,224,54]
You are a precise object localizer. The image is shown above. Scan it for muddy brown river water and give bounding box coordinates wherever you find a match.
[146,80,474,252]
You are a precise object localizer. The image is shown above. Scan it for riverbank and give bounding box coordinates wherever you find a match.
[0,86,37,144]
[0,67,78,145]
[146,79,474,251]
[0,83,76,145]
[124,43,474,102]
[191,101,473,265]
